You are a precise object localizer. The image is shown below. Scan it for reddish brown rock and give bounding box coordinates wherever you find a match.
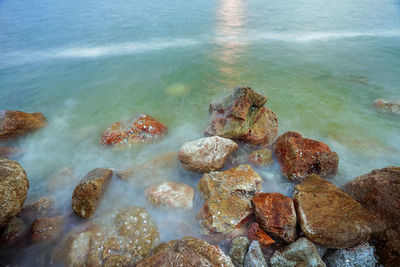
[20,196,54,220]
[0,147,22,158]
[373,98,400,115]
[145,182,194,209]
[248,148,273,166]
[72,168,113,218]
[273,131,338,181]
[178,136,238,173]
[251,192,297,243]
[30,215,64,241]
[0,217,26,246]
[101,113,167,147]
[247,222,275,247]
[372,228,400,267]
[0,110,46,141]
[0,158,29,228]
[205,87,278,147]
[294,174,386,248]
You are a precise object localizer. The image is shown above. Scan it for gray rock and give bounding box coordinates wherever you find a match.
[244,241,268,267]
[324,242,377,267]
[230,236,250,267]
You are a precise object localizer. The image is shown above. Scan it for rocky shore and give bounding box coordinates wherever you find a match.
[0,87,399,266]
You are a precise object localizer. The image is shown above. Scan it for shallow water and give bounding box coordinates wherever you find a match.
[1,0,400,265]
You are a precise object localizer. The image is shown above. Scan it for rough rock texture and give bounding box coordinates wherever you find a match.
[273,131,338,181]
[0,147,22,159]
[0,110,46,141]
[248,148,273,167]
[373,98,400,115]
[294,174,386,248]
[244,241,268,267]
[270,237,326,267]
[251,192,297,243]
[198,164,262,236]
[205,87,278,147]
[0,217,26,246]
[324,242,377,267]
[30,215,64,241]
[343,167,400,266]
[229,236,250,267]
[101,113,167,147]
[20,196,54,220]
[145,181,194,209]
[72,168,113,218]
[0,158,29,228]
[138,237,234,267]
[178,136,238,173]
[53,206,159,266]
[247,222,275,248]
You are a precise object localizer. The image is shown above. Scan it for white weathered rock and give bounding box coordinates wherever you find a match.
[145,181,194,209]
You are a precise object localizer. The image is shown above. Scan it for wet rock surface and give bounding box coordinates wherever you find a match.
[0,158,29,228]
[324,242,377,267]
[0,217,26,246]
[273,131,338,181]
[251,192,297,243]
[294,174,385,248]
[72,168,113,218]
[372,228,400,267]
[248,148,273,167]
[373,98,400,115]
[30,214,65,241]
[0,146,22,159]
[247,222,275,248]
[244,241,268,267]
[0,110,46,141]
[229,236,250,267]
[145,181,194,209]
[178,136,238,173]
[198,164,262,236]
[101,113,167,147]
[205,87,278,147]
[270,237,326,267]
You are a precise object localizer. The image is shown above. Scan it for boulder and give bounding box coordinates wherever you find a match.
[72,168,113,218]
[0,159,29,228]
[145,182,194,209]
[371,228,400,267]
[294,174,386,248]
[0,110,46,141]
[273,131,339,181]
[248,148,273,167]
[101,113,167,147]
[205,87,278,147]
[197,164,262,236]
[244,241,268,267]
[0,217,26,246]
[229,236,250,267]
[373,98,400,115]
[324,242,377,267]
[247,222,275,248]
[30,214,65,241]
[270,237,326,267]
[178,136,238,173]
[251,192,297,243]
[20,196,54,220]
[0,146,22,158]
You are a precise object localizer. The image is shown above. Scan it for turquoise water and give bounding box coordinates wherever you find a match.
[1,0,400,264]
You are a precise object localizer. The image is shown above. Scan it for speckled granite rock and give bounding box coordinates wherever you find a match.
[244,241,267,267]
[324,242,376,267]
[229,236,250,267]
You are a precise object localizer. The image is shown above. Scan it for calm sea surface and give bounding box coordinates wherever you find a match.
[0,0,400,264]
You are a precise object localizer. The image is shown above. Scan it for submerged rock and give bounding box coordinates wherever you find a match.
[198,164,262,236]
[229,236,250,267]
[0,217,26,246]
[205,87,278,147]
[294,174,386,248]
[178,136,238,173]
[0,159,29,228]
[251,192,297,243]
[101,113,167,147]
[324,242,377,267]
[47,167,77,191]
[20,196,54,220]
[0,110,46,141]
[248,148,273,167]
[273,131,339,181]
[244,241,268,267]
[270,237,326,267]
[373,98,400,115]
[247,222,275,248]
[72,168,113,218]
[145,181,194,209]
[30,214,65,242]
[0,146,22,159]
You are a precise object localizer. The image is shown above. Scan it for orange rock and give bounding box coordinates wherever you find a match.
[0,110,46,141]
[247,223,275,247]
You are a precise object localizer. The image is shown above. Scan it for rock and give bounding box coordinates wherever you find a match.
[229,236,250,267]
[0,217,26,246]
[247,223,275,248]
[72,168,113,218]
[270,237,326,267]
[138,237,234,267]
[205,87,278,147]
[0,110,46,141]
[371,228,400,267]
[47,167,77,191]
[101,113,167,147]
[20,196,54,220]
[373,98,400,115]
[244,241,268,267]
[53,206,159,266]
[0,159,29,228]
[178,136,238,173]
[0,147,22,158]
[145,182,194,209]
[30,215,64,241]
[273,131,339,181]
[165,83,190,97]
[198,164,262,236]
[248,148,273,167]
[251,192,297,243]
[294,174,386,248]
[324,242,377,267]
